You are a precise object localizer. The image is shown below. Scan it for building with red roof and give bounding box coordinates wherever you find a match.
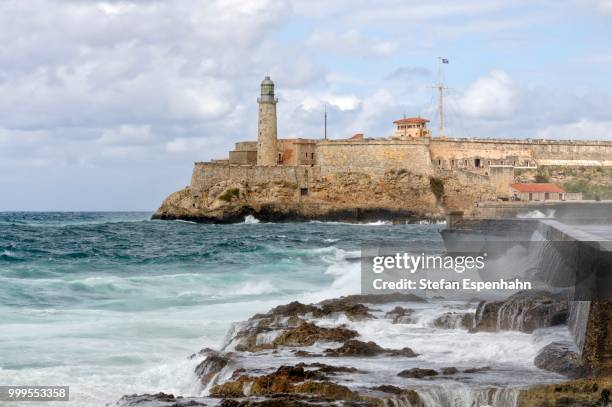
[392,117,431,139]
[510,183,566,201]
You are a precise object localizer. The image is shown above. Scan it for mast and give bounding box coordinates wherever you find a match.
[434,57,449,137]
[324,103,327,140]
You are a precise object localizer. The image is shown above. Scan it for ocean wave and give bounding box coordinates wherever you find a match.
[517,209,556,219]
[232,280,277,296]
[308,220,393,226]
[243,215,260,224]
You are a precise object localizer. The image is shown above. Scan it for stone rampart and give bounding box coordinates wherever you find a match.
[190,162,316,192]
[315,138,433,176]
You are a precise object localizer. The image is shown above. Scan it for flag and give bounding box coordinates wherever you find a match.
[442,58,449,64]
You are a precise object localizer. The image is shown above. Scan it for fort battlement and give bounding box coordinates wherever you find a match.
[183,76,612,209]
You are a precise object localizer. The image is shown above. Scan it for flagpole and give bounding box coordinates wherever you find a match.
[437,57,447,137]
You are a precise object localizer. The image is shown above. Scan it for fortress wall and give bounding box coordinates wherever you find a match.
[190,162,314,192]
[316,139,433,177]
[430,138,612,165]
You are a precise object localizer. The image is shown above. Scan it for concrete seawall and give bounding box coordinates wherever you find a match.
[442,213,612,375]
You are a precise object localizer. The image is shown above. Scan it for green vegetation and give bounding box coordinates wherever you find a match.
[562,179,612,201]
[429,177,444,201]
[218,188,240,202]
[534,170,549,183]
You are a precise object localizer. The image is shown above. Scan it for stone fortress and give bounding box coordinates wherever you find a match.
[155,76,612,222]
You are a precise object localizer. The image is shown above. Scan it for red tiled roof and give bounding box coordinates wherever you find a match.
[393,117,429,124]
[510,183,565,193]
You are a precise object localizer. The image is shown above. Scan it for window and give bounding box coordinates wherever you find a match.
[311,153,314,159]
[300,188,308,196]
[475,158,481,168]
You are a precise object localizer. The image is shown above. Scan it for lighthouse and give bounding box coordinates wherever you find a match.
[257,76,278,166]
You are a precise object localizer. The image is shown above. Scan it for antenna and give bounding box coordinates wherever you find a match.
[433,57,449,137]
[324,104,327,140]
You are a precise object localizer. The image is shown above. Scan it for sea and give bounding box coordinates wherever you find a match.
[0,212,570,406]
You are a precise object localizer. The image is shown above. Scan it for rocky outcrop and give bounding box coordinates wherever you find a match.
[250,299,375,322]
[384,306,415,324]
[397,368,439,379]
[152,169,494,223]
[472,291,568,333]
[517,375,612,407]
[195,351,233,386]
[272,322,359,348]
[535,342,587,379]
[117,393,207,406]
[324,339,418,358]
[433,311,474,330]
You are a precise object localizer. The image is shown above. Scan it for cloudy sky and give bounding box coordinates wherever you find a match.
[1,0,611,210]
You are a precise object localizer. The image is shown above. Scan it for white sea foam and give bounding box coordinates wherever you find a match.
[233,280,277,296]
[517,209,556,219]
[243,215,260,224]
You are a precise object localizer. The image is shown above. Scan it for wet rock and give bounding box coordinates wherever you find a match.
[517,375,612,407]
[319,302,374,321]
[272,322,358,348]
[250,302,320,320]
[229,316,305,352]
[370,385,405,395]
[473,291,569,333]
[319,293,426,306]
[534,342,587,379]
[116,393,208,406]
[433,312,474,330]
[384,306,415,324]
[210,365,360,402]
[188,347,216,359]
[250,299,375,322]
[441,367,459,375]
[463,366,491,374]
[294,362,361,374]
[397,368,438,379]
[388,347,419,357]
[369,386,423,406]
[195,352,233,386]
[291,350,321,357]
[219,396,317,406]
[325,340,386,357]
[324,339,418,358]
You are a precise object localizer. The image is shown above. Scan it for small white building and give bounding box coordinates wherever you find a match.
[392,117,431,139]
[510,183,566,201]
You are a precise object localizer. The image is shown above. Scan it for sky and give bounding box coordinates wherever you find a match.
[1,0,611,211]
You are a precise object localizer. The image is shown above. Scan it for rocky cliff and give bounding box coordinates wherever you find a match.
[153,169,496,223]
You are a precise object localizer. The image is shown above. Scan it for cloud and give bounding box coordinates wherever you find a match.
[306,29,398,57]
[386,66,433,80]
[458,71,517,120]
[0,0,610,209]
[537,120,612,140]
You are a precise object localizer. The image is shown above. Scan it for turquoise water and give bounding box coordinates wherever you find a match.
[0,212,444,406]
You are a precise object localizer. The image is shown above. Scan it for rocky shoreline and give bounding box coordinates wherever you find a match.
[151,203,442,224]
[151,169,495,224]
[115,292,611,407]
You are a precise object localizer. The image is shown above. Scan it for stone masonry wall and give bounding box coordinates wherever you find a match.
[257,101,278,166]
[315,139,433,177]
[190,162,315,192]
[430,138,612,167]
